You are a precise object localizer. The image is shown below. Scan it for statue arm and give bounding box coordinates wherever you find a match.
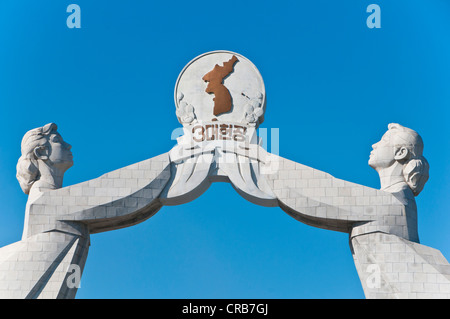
[261,151,402,233]
[28,152,172,235]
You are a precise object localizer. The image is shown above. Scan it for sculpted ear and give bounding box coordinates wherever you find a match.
[34,145,49,161]
[394,146,409,161]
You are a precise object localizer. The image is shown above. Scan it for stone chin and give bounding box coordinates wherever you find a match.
[52,157,74,172]
[368,153,377,170]
[368,151,393,171]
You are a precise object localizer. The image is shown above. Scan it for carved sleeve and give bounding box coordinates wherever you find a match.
[27,153,172,235]
[261,152,404,234]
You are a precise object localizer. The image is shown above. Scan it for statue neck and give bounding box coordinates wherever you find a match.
[33,160,66,192]
[23,160,66,239]
[376,161,407,192]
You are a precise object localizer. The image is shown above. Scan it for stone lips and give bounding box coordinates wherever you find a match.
[174,51,266,127]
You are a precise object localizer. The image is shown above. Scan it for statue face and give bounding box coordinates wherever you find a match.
[47,132,73,171]
[369,130,396,170]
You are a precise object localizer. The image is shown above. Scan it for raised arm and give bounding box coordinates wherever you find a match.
[26,152,172,236]
[260,151,416,241]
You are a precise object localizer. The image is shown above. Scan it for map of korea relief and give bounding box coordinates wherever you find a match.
[202,55,239,116]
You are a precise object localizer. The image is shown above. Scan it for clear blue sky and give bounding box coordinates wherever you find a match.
[0,1,449,299]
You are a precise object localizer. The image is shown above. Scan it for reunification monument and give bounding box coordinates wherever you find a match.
[1,51,449,299]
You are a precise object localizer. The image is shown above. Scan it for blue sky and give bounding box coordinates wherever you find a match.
[0,1,449,298]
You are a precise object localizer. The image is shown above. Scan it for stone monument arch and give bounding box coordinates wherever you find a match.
[1,51,449,299]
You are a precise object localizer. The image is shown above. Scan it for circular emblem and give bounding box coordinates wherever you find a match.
[174,51,266,128]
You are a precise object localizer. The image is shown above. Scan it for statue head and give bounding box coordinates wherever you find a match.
[369,123,429,196]
[16,123,73,194]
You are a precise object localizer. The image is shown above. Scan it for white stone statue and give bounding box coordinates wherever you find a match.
[17,123,73,195]
[0,123,172,298]
[369,123,429,197]
[168,51,450,298]
[1,51,449,299]
[16,123,74,239]
[262,123,450,298]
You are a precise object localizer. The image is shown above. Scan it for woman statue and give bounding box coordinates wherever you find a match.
[0,123,172,298]
[265,123,450,298]
[16,123,75,239]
